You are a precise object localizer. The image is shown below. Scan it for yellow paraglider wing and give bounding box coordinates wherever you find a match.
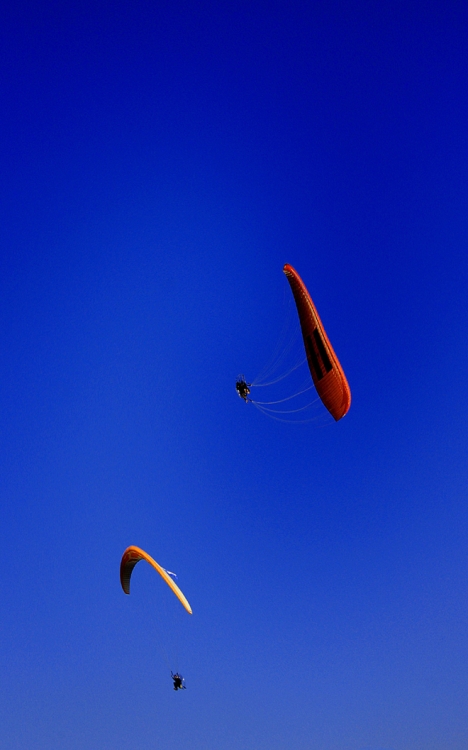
[120,545,192,614]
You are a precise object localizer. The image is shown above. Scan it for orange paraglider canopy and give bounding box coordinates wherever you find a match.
[120,545,192,614]
[283,264,351,421]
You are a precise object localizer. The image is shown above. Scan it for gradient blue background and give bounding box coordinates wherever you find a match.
[1,3,468,749]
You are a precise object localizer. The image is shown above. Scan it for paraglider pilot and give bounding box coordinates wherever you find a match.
[171,672,186,690]
[235,377,251,402]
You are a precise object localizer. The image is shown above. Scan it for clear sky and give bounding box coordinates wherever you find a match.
[1,3,468,749]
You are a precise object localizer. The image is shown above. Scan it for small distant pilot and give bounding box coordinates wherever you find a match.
[235,378,251,402]
[171,672,186,690]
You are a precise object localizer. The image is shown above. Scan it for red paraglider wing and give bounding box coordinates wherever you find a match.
[283,264,351,421]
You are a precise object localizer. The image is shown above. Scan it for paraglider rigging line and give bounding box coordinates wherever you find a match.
[251,400,332,425]
[251,354,307,387]
[250,383,315,406]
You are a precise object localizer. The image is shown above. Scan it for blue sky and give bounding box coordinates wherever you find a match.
[1,3,468,748]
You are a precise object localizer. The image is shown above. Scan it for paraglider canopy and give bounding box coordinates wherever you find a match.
[120,545,193,614]
[283,264,351,421]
